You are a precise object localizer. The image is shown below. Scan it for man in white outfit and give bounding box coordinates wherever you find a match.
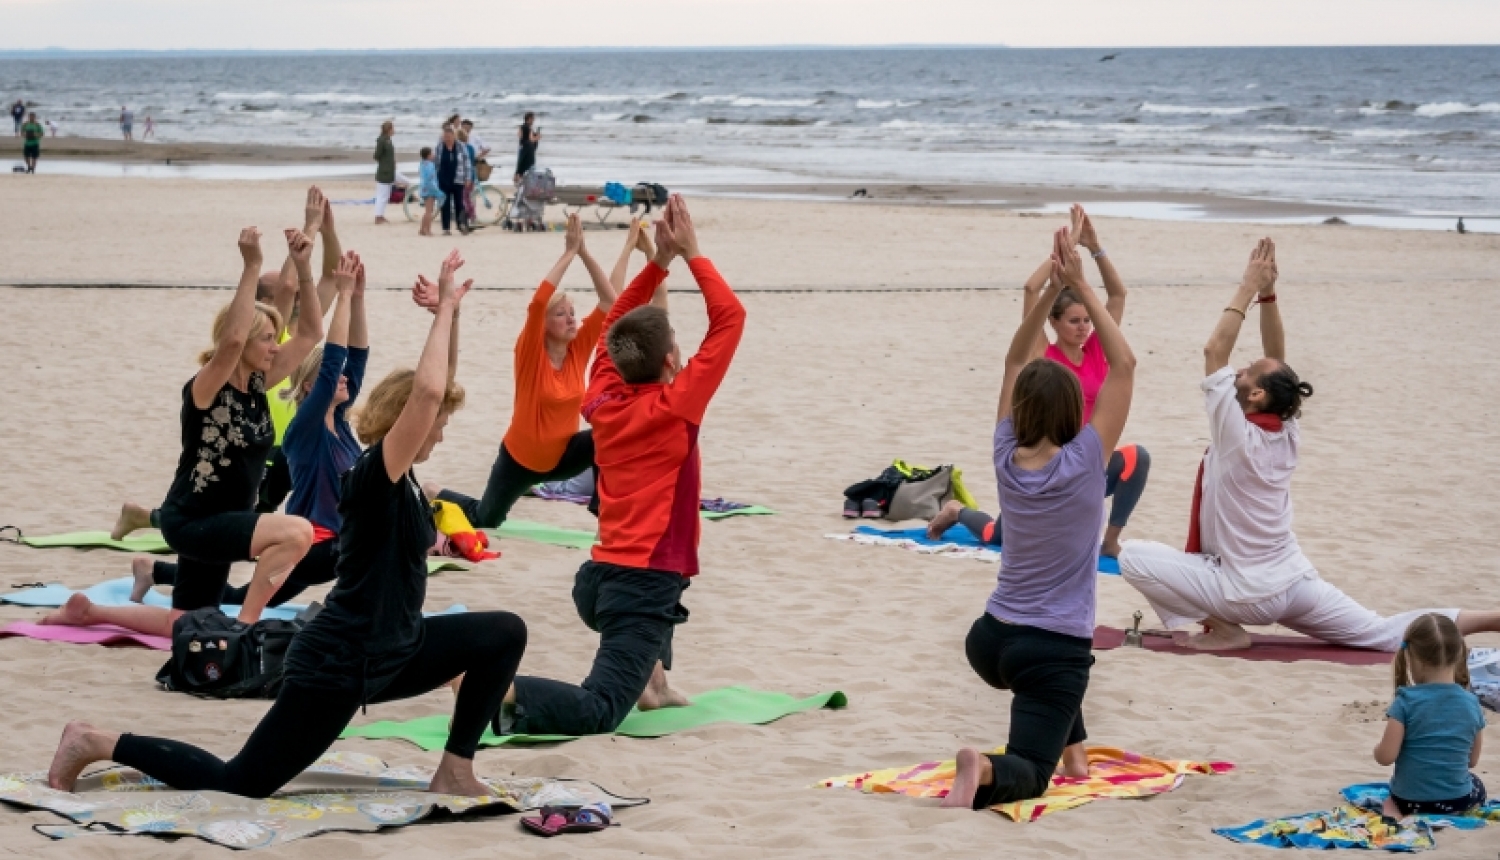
[1118,238,1500,651]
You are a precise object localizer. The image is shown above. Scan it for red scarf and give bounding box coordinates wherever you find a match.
[1185,412,1284,553]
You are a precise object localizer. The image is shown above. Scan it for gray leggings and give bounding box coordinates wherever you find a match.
[960,444,1150,544]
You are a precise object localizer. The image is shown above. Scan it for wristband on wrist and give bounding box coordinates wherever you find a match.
[1223,306,1247,320]
[1256,293,1277,304]
[1091,247,1107,259]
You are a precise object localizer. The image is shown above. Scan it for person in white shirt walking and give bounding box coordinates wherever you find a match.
[1117,239,1500,651]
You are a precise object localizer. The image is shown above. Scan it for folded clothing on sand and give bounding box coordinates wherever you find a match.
[1214,782,1500,851]
[0,750,646,850]
[826,525,1121,574]
[819,746,1231,821]
[342,686,848,751]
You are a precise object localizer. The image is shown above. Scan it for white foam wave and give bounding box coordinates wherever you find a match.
[1139,102,1272,116]
[728,97,819,108]
[1414,101,1500,118]
[495,93,672,105]
[213,91,284,101]
[292,93,402,104]
[591,113,625,122]
[855,99,921,109]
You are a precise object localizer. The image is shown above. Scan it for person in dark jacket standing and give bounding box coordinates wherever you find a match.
[374,121,398,225]
[436,126,471,236]
[514,112,539,185]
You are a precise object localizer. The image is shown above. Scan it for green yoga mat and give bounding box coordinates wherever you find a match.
[701,505,777,521]
[341,686,848,751]
[12,530,470,574]
[486,520,597,550]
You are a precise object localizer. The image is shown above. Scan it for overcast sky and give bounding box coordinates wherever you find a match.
[4,0,1499,51]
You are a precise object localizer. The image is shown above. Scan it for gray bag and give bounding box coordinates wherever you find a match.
[886,465,955,521]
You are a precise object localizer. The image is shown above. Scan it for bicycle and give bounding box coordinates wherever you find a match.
[402,183,509,226]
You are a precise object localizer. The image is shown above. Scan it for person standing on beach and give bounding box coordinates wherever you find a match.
[436,126,472,236]
[143,115,154,140]
[119,106,134,141]
[374,121,398,225]
[20,112,43,173]
[515,112,539,185]
[11,99,24,135]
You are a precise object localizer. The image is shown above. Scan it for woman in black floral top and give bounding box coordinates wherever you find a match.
[43,226,325,636]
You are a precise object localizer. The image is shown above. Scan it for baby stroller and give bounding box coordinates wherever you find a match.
[504,166,555,232]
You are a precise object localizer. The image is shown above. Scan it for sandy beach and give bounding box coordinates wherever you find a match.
[0,173,1496,857]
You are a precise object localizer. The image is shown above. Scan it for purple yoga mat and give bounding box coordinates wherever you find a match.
[1093,625,1392,666]
[0,621,169,651]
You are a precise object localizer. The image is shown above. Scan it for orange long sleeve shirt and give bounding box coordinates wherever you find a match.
[502,280,606,473]
[583,258,746,576]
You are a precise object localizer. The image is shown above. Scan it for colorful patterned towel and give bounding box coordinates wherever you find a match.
[0,750,646,849]
[826,525,1121,575]
[818,746,1230,821]
[1214,783,1500,851]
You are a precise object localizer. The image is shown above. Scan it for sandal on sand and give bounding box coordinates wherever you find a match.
[521,803,612,837]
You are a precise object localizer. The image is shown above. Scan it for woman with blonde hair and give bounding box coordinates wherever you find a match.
[47,251,528,800]
[43,227,324,635]
[426,214,622,528]
[127,251,373,610]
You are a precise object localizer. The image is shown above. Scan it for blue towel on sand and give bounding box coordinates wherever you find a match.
[0,577,466,621]
[852,524,1121,575]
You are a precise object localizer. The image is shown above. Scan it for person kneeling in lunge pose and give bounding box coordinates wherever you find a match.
[1116,239,1500,651]
[499,195,746,735]
[943,225,1136,810]
[47,253,526,799]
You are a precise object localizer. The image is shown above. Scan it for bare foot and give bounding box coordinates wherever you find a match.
[111,503,152,541]
[130,557,155,603]
[1173,619,1252,651]
[1055,742,1089,778]
[926,500,965,540]
[427,753,495,797]
[636,661,690,711]
[41,593,95,627]
[941,748,993,809]
[49,722,109,792]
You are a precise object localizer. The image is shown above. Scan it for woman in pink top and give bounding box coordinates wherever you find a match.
[928,206,1149,558]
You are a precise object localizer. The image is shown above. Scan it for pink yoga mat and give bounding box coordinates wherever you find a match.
[1093,625,1392,666]
[0,621,170,651]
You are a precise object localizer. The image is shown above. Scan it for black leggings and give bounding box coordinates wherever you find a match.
[1392,774,1487,816]
[437,432,598,530]
[963,613,1093,807]
[150,539,337,608]
[958,444,1151,545]
[112,611,526,799]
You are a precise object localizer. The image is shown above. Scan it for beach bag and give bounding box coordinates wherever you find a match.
[388,186,406,203]
[475,158,493,182]
[155,607,314,699]
[887,464,957,521]
[522,167,556,201]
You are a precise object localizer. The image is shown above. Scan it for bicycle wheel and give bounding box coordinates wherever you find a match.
[477,184,510,225]
[403,188,422,223]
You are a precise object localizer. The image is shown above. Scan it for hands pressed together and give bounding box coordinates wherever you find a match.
[1243,237,1278,297]
[412,249,473,312]
[651,195,701,268]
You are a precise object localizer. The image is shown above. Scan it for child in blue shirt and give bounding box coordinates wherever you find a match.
[1373,613,1487,818]
[418,147,442,237]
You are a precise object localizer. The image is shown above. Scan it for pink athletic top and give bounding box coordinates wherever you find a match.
[1045,331,1109,422]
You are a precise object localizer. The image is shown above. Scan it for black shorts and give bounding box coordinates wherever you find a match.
[22,144,38,158]
[158,507,260,611]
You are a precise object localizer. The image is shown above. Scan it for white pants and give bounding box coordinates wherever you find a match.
[374,172,412,219]
[1117,540,1457,652]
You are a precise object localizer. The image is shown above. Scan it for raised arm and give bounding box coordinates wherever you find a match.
[266,230,324,387]
[1019,258,1053,361]
[573,216,617,314]
[657,196,747,425]
[1072,204,1126,323]
[1000,258,1063,423]
[1255,240,1284,361]
[384,254,468,481]
[192,228,265,408]
[1204,238,1275,376]
[411,250,470,386]
[543,215,580,288]
[614,218,667,311]
[1055,227,1136,457]
[314,190,344,316]
[349,253,369,350]
[325,253,356,349]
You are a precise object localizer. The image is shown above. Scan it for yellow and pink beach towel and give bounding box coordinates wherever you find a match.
[819,745,1232,821]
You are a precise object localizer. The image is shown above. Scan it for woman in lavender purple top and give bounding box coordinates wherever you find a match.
[942,226,1137,811]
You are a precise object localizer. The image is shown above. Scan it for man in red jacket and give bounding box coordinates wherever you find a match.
[504,196,747,736]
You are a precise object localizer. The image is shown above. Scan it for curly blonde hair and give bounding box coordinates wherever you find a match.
[354,369,466,446]
[198,302,283,366]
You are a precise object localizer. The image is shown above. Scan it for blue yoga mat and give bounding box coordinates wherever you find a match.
[851,524,1120,575]
[0,577,466,620]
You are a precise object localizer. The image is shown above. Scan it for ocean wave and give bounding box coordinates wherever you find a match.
[1358,100,1416,115]
[855,99,921,109]
[213,91,284,101]
[495,93,674,104]
[1139,102,1275,116]
[1414,101,1500,117]
[729,97,820,108]
[592,113,625,122]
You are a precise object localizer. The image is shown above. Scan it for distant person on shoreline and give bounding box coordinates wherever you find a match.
[374,120,398,225]
[21,111,42,173]
[143,115,155,140]
[10,99,24,136]
[119,106,134,141]
[44,118,59,139]
[515,112,539,185]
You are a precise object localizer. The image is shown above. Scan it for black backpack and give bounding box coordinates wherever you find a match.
[156,606,317,699]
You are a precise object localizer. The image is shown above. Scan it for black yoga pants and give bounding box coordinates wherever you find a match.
[963,613,1093,807]
[256,447,291,514]
[439,182,467,231]
[437,431,597,530]
[958,444,1151,545]
[508,562,687,736]
[151,538,337,608]
[111,611,527,799]
[157,508,260,612]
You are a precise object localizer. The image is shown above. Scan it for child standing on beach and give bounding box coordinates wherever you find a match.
[1373,613,1488,818]
[418,147,441,237]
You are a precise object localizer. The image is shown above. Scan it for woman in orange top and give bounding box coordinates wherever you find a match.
[429,215,648,528]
